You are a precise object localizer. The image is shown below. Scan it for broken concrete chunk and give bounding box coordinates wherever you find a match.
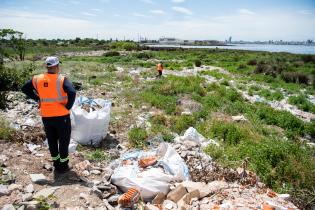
[29,174,47,184]
[33,187,59,199]
[166,185,187,202]
[24,184,34,193]
[152,192,166,204]
[182,189,200,205]
[75,160,91,171]
[8,183,22,191]
[22,193,33,201]
[181,181,210,198]
[207,181,229,193]
[0,184,10,196]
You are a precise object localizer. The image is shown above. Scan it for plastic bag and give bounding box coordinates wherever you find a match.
[71,96,111,146]
[111,143,190,201]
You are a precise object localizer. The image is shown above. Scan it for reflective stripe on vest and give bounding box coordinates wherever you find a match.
[37,74,68,102]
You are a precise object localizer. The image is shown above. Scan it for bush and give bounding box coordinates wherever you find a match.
[103,51,120,57]
[301,55,315,63]
[135,52,152,59]
[0,117,14,141]
[247,59,257,65]
[195,59,202,67]
[171,115,196,134]
[210,121,247,145]
[238,63,247,69]
[281,72,310,85]
[128,127,148,148]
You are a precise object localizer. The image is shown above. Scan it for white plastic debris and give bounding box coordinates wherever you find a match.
[111,143,189,201]
[26,143,41,154]
[174,127,219,147]
[71,96,111,146]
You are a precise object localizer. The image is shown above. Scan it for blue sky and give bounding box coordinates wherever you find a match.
[0,0,314,41]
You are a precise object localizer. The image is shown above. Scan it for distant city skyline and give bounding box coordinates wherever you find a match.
[0,0,314,41]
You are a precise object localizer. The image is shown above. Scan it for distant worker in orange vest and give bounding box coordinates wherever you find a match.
[22,56,76,173]
[156,61,164,78]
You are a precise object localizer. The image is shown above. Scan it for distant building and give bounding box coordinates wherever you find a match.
[229,36,232,44]
[159,37,182,45]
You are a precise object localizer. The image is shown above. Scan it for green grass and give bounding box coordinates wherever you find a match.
[128,127,148,148]
[288,94,315,114]
[85,149,110,162]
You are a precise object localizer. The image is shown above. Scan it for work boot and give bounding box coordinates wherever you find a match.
[57,160,70,173]
[53,159,61,171]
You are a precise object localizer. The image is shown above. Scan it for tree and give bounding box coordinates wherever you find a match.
[0,28,26,60]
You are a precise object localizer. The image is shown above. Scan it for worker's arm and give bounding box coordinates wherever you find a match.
[63,78,76,110]
[21,80,40,101]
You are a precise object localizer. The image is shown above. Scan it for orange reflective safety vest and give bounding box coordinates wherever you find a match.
[157,63,163,71]
[32,73,69,117]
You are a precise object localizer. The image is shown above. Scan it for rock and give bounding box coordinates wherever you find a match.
[24,184,34,193]
[90,170,101,175]
[22,201,39,210]
[278,194,290,201]
[22,193,33,201]
[43,163,53,171]
[152,192,166,204]
[107,194,120,205]
[167,185,187,202]
[232,115,247,122]
[29,174,47,184]
[163,200,177,210]
[82,170,90,177]
[33,187,59,199]
[0,184,10,196]
[181,181,210,198]
[90,186,103,199]
[8,183,22,191]
[2,204,15,210]
[75,160,91,171]
[207,181,228,193]
[181,190,200,205]
[144,204,160,210]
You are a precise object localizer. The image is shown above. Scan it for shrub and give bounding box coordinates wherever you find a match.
[247,59,257,65]
[171,115,196,134]
[135,52,152,59]
[103,51,120,57]
[301,55,315,63]
[195,59,202,67]
[128,127,148,148]
[210,121,246,145]
[238,63,247,69]
[0,117,14,141]
[281,72,310,85]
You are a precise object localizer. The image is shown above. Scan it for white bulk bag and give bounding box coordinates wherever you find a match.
[71,96,111,146]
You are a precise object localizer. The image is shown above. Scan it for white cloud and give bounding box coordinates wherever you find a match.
[90,8,102,12]
[171,0,186,3]
[140,0,155,4]
[238,8,255,15]
[172,6,192,15]
[132,12,151,18]
[82,12,97,17]
[150,10,165,14]
[298,10,312,15]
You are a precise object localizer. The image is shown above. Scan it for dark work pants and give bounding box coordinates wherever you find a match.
[42,115,71,163]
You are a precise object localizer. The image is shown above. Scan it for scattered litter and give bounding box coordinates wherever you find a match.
[118,187,140,208]
[111,142,189,201]
[26,143,41,154]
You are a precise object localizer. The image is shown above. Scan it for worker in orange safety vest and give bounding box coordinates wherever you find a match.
[22,56,76,173]
[156,61,164,78]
